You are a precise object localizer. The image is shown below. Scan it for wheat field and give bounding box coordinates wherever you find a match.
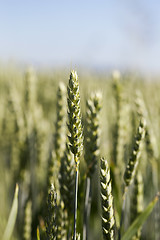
[0,66,160,240]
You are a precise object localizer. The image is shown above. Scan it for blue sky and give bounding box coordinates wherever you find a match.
[0,1,160,72]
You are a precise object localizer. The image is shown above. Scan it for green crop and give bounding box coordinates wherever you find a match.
[0,67,160,240]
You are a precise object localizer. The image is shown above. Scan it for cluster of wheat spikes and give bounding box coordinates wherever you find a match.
[0,68,160,240]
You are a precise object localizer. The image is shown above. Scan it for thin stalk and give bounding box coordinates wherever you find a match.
[73,160,79,240]
[83,177,92,240]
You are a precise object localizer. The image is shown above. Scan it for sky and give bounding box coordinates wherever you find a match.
[0,0,160,73]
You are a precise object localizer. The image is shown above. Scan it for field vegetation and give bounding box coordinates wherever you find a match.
[0,66,160,240]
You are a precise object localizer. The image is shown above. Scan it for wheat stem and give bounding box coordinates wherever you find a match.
[83,177,91,240]
[73,165,79,240]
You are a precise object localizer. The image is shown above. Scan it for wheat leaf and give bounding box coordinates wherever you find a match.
[122,194,159,240]
[2,184,19,240]
[37,227,40,240]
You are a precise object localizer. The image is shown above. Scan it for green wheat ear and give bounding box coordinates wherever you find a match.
[112,70,122,165]
[124,118,146,188]
[67,70,83,240]
[67,70,83,162]
[24,68,37,113]
[46,183,67,240]
[100,157,115,240]
[135,90,158,159]
[54,82,66,161]
[59,142,75,216]
[85,92,102,177]
[46,184,58,240]
[23,200,32,240]
[47,151,56,190]
[83,92,102,240]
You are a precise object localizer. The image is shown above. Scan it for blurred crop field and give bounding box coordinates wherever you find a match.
[0,66,160,240]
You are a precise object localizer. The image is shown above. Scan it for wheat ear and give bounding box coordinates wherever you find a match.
[112,70,122,165]
[83,92,102,240]
[124,119,146,189]
[84,92,102,177]
[54,82,66,161]
[119,119,146,240]
[67,70,83,240]
[59,142,75,217]
[135,90,158,160]
[46,184,58,240]
[100,157,115,240]
[23,200,32,240]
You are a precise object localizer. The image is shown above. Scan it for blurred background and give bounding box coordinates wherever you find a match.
[0,0,160,74]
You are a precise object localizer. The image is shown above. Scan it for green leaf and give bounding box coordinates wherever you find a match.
[122,193,159,240]
[2,184,19,240]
